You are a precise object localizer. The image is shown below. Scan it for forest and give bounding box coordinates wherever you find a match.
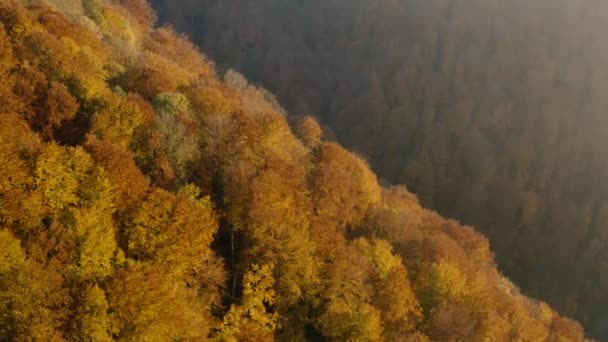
[151,0,608,339]
[0,0,593,340]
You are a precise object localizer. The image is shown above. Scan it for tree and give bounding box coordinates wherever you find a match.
[84,135,149,211]
[118,0,157,29]
[0,114,40,225]
[217,263,278,342]
[353,238,422,339]
[152,92,201,181]
[184,81,235,117]
[90,93,145,149]
[42,81,79,139]
[66,283,113,341]
[121,51,194,98]
[107,262,209,340]
[316,246,383,341]
[124,185,218,278]
[34,144,117,279]
[295,116,323,148]
[244,167,320,339]
[309,142,381,249]
[415,260,469,316]
[0,230,68,341]
[144,27,213,79]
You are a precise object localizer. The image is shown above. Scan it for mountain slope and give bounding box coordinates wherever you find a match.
[0,0,588,340]
[152,0,608,338]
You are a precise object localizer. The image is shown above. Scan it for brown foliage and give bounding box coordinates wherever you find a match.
[84,136,149,210]
[118,0,157,28]
[145,26,213,79]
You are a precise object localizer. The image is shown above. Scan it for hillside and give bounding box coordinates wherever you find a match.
[151,0,608,338]
[0,0,588,340]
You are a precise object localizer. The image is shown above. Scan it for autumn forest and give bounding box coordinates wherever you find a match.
[152,0,608,340]
[0,0,597,341]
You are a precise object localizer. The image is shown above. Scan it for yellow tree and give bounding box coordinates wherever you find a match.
[122,184,225,324]
[245,167,320,339]
[124,185,218,278]
[353,238,423,339]
[122,51,194,98]
[185,82,235,118]
[66,283,113,341]
[107,262,208,340]
[34,144,117,279]
[316,246,383,341]
[0,229,68,341]
[309,142,381,253]
[90,93,145,149]
[295,116,323,148]
[217,263,278,342]
[144,27,213,79]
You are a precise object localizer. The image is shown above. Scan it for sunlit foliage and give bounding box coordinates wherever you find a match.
[155,0,608,338]
[0,1,590,341]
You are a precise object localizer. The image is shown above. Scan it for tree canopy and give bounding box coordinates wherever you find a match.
[152,0,608,338]
[0,0,590,340]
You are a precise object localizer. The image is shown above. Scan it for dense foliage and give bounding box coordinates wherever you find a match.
[151,0,608,338]
[0,0,588,340]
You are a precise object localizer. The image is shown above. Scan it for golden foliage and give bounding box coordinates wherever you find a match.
[0,230,68,340]
[311,142,381,230]
[317,246,383,341]
[107,262,209,340]
[90,92,144,148]
[0,1,589,341]
[124,185,217,278]
[123,50,194,98]
[218,263,278,342]
[84,135,149,210]
[145,27,213,79]
[295,115,323,148]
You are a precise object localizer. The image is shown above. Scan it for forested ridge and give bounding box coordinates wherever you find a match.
[0,0,590,340]
[151,0,608,339]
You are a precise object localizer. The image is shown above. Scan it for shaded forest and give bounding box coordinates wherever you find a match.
[152,0,608,338]
[0,0,590,340]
